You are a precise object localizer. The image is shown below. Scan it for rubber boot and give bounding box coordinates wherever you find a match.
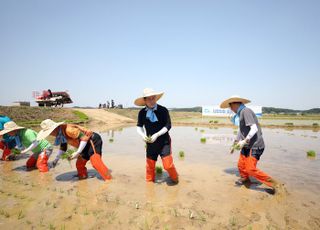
[90,154,112,181]
[26,155,37,170]
[76,156,88,179]
[36,151,49,172]
[162,155,179,183]
[146,158,156,182]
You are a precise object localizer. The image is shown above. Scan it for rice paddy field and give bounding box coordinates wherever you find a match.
[0,125,319,229]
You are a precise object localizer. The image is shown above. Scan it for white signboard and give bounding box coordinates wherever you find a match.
[202,105,262,117]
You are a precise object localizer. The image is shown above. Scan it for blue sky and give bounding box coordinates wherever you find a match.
[0,0,319,109]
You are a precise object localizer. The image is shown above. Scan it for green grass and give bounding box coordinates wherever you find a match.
[72,110,89,122]
[200,137,207,143]
[179,151,185,158]
[307,150,316,157]
[155,166,163,174]
[285,122,294,126]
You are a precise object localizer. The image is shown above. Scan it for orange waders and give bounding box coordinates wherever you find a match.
[76,139,111,181]
[238,148,273,187]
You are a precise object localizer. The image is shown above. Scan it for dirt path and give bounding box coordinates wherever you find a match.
[75,109,135,131]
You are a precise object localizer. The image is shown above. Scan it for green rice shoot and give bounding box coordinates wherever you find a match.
[307,150,316,157]
[179,151,185,158]
[200,137,206,143]
[11,148,21,155]
[61,149,74,160]
[155,166,163,174]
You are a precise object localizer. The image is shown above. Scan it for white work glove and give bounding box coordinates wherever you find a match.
[149,133,159,143]
[137,126,149,142]
[49,150,65,168]
[69,152,80,160]
[49,158,59,168]
[149,127,168,143]
[237,139,249,149]
[68,141,87,161]
[20,141,39,154]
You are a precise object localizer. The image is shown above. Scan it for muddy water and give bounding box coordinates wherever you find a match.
[0,126,319,229]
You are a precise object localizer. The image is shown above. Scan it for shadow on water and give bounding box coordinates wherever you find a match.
[55,169,113,182]
[224,167,274,195]
[155,172,179,186]
[224,167,240,177]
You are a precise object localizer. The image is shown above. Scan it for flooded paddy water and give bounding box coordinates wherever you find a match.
[0,126,319,229]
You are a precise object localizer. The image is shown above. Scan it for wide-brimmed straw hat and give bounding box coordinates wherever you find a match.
[37,119,64,141]
[134,88,164,106]
[0,121,25,136]
[220,95,251,109]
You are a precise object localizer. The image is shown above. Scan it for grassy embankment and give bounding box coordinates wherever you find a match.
[0,106,89,128]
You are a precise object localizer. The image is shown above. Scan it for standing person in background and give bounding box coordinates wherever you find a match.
[221,95,280,193]
[135,88,178,184]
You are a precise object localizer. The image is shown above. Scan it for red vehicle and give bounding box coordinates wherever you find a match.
[34,89,73,107]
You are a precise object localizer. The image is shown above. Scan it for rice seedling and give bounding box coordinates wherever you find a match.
[229,216,237,227]
[233,130,238,135]
[146,135,152,143]
[214,120,219,124]
[61,149,74,160]
[109,138,114,143]
[230,143,241,154]
[307,150,316,157]
[11,148,21,155]
[200,137,206,143]
[312,123,319,127]
[195,127,198,131]
[84,208,89,216]
[285,122,294,126]
[0,209,10,218]
[18,210,25,220]
[200,129,205,133]
[179,151,185,158]
[156,166,163,174]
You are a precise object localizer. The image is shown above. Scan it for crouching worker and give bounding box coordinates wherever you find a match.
[0,115,16,161]
[134,88,178,183]
[0,121,53,172]
[220,96,280,193]
[37,119,111,181]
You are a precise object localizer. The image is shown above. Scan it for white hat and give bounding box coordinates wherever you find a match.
[0,121,25,136]
[37,119,64,141]
[220,95,251,109]
[134,88,164,106]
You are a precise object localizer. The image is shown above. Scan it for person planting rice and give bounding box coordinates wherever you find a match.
[220,96,280,193]
[0,121,53,172]
[0,115,16,161]
[37,119,112,180]
[135,88,179,183]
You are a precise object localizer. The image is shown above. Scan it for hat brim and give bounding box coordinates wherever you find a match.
[220,97,251,109]
[134,92,164,106]
[0,126,25,136]
[36,121,64,141]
